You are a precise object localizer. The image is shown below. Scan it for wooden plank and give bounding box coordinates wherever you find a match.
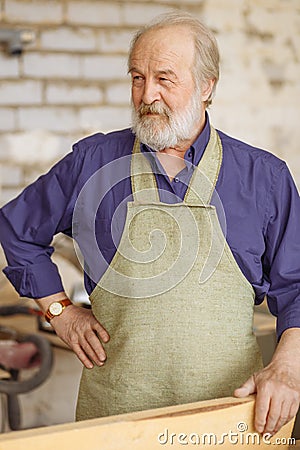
[0,396,295,449]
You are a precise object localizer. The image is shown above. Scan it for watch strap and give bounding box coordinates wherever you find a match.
[45,298,72,323]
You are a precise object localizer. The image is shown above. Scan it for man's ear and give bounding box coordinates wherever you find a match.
[201,79,215,102]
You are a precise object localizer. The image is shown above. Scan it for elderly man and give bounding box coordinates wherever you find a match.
[0,11,299,435]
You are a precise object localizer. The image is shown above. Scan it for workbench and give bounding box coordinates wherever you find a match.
[0,395,297,449]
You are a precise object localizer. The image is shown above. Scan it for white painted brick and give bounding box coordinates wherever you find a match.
[40,27,97,52]
[122,3,171,26]
[79,106,131,133]
[151,0,205,2]
[0,163,23,186]
[4,0,63,24]
[67,2,122,26]
[246,7,295,38]
[0,108,16,130]
[97,30,133,54]
[22,53,81,78]
[277,82,300,109]
[203,4,244,32]
[46,83,103,105]
[0,54,20,78]
[0,136,8,161]
[0,80,42,105]
[105,82,131,105]
[18,107,79,133]
[82,55,127,80]
[2,130,63,164]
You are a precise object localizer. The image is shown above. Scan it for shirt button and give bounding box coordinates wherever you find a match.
[174,177,180,183]
[188,151,193,158]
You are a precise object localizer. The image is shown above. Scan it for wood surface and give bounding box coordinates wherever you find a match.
[0,396,295,449]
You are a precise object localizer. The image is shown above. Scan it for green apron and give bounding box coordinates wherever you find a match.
[76,127,263,420]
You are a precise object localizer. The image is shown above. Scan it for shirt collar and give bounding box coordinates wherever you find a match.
[183,112,211,170]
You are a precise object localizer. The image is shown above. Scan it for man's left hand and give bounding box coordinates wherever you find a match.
[234,328,300,435]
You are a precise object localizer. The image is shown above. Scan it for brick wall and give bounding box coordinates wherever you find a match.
[0,0,299,206]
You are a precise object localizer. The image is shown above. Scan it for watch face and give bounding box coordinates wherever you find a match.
[49,302,63,316]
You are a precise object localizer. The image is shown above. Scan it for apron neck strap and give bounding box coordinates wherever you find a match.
[184,126,222,205]
[131,139,159,202]
[131,126,222,204]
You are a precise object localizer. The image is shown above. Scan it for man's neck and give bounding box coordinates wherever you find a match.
[156,115,206,181]
[156,152,187,182]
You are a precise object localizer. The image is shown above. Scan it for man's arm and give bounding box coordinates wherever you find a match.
[235,162,300,434]
[0,149,84,299]
[36,292,110,369]
[235,327,300,434]
[0,143,113,369]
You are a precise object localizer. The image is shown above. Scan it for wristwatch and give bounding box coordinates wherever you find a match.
[45,298,72,323]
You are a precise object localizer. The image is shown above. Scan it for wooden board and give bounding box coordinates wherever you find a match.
[0,396,295,449]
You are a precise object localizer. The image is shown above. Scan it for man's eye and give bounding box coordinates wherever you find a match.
[132,75,143,81]
[132,76,144,85]
[159,77,172,84]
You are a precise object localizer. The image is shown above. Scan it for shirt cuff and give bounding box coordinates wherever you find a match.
[276,297,300,339]
[3,261,64,299]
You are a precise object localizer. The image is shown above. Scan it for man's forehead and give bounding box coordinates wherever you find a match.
[130,26,195,71]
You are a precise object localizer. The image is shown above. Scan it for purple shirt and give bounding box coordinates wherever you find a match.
[1,115,300,338]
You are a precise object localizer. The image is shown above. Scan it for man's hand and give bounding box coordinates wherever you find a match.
[234,328,300,435]
[50,305,110,369]
[36,293,110,369]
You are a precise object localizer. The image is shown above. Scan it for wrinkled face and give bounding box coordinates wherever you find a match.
[129,26,209,150]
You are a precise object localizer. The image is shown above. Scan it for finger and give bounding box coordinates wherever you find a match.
[255,387,271,433]
[72,343,94,369]
[85,330,107,363]
[273,400,291,434]
[93,321,110,343]
[263,396,282,435]
[234,375,256,397]
[288,398,300,422]
[80,338,105,367]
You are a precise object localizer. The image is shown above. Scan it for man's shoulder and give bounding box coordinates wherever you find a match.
[217,129,285,172]
[74,128,135,158]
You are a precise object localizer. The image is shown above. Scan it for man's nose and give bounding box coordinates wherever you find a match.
[142,79,160,105]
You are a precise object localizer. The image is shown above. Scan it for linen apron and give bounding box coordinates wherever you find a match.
[76,127,263,420]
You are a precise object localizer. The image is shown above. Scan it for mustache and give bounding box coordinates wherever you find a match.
[138,102,171,118]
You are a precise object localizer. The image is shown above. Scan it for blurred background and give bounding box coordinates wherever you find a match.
[0,0,299,435]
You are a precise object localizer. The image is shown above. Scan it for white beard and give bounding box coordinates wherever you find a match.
[131,93,202,151]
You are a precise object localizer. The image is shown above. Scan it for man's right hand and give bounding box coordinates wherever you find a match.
[50,305,110,369]
[36,293,110,369]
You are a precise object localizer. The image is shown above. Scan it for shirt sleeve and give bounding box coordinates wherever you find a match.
[263,162,300,338]
[0,147,85,299]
